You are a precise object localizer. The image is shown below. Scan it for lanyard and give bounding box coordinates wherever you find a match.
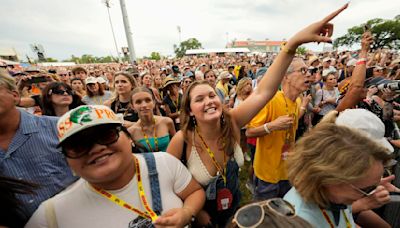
[195,127,227,184]
[170,94,180,111]
[140,118,159,152]
[91,156,158,221]
[319,207,351,228]
[281,92,297,142]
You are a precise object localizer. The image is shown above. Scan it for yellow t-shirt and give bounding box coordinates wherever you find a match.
[247,91,301,184]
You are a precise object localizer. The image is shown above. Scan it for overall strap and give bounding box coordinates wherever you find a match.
[142,153,163,215]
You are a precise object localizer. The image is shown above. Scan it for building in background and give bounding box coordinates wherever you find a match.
[0,47,19,61]
[227,40,284,53]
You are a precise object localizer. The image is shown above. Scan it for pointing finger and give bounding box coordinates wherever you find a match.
[321,3,349,24]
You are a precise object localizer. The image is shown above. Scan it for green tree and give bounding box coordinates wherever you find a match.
[150,52,161,60]
[296,46,307,55]
[173,38,203,58]
[334,15,400,50]
[45,57,58,62]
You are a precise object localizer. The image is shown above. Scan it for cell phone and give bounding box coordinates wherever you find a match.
[364,24,370,32]
[28,76,47,84]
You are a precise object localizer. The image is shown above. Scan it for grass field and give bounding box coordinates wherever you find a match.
[238,159,253,206]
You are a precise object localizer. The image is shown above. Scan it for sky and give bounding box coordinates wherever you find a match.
[1,0,399,61]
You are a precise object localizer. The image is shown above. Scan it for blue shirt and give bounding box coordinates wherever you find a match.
[0,110,78,224]
[284,188,356,228]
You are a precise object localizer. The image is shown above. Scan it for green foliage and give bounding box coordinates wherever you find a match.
[174,38,203,58]
[150,52,161,60]
[296,46,307,55]
[44,57,58,62]
[63,54,118,64]
[334,16,400,50]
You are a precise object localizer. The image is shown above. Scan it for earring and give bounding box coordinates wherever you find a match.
[220,112,225,126]
[191,116,197,127]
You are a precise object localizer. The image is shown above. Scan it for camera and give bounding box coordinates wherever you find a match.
[377,81,400,92]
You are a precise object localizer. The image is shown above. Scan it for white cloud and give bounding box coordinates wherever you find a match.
[1,0,399,61]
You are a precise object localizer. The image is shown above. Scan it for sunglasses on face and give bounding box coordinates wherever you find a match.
[349,183,378,197]
[51,89,73,96]
[61,125,122,159]
[232,198,295,228]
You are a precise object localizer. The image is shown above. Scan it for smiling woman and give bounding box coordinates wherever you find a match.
[25,105,205,228]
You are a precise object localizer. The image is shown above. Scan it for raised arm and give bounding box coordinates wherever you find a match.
[336,32,373,112]
[230,3,349,128]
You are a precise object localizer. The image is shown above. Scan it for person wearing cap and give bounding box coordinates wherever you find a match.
[372,66,385,77]
[25,105,205,227]
[216,71,232,104]
[317,109,400,227]
[169,65,182,81]
[162,77,182,131]
[0,70,77,226]
[284,123,392,228]
[82,77,113,105]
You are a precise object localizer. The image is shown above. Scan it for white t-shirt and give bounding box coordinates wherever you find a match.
[25,153,192,228]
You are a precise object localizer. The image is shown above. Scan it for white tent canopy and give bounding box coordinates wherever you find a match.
[186,48,250,55]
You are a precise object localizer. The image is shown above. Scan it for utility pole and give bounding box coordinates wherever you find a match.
[177,26,182,44]
[119,0,136,63]
[103,0,121,62]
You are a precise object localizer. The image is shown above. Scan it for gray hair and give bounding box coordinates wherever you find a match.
[0,69,16,91]
[286,58,302,75]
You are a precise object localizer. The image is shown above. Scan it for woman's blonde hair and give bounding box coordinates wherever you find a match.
[0,69,16,91]
[236,77,252,98]
[287,123,391,208]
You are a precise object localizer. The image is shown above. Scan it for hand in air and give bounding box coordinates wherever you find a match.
[289,3,349,47]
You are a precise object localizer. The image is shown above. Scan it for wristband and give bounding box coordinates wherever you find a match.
[263,123,271,134]
[281,42,296,55]
[356,60,366,65]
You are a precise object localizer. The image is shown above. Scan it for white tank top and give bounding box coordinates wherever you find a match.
[187,140,244,187]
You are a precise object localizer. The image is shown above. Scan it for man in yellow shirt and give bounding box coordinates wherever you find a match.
[246,58,311,200]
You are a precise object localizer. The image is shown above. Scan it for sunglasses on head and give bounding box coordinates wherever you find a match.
[232,198,295,228]
[61,125,123,159]
[51,89,73,96]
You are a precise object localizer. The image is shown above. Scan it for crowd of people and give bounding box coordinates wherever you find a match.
[1,3,400,228]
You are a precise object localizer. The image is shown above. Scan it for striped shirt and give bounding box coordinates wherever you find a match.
[0,109,78,224]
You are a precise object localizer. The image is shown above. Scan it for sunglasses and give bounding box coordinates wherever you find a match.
[232,198,295,228]
[51,89,73,96]
[61,125,122,159]
[349,183,378,197]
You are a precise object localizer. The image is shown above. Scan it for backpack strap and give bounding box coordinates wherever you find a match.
[180,141,188,166]
[142,153,163,215]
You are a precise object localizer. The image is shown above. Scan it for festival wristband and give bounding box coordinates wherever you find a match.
[263,123,271,134]
[281,42,296,55]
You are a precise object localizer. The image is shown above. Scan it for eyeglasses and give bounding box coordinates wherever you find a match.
[232,198,295,228]
[51,89,73,96]
[308,68,318,75]
[61,125,122,159]
[349,183,378,197]
[59,74,68,77]
[293,67,308,75]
